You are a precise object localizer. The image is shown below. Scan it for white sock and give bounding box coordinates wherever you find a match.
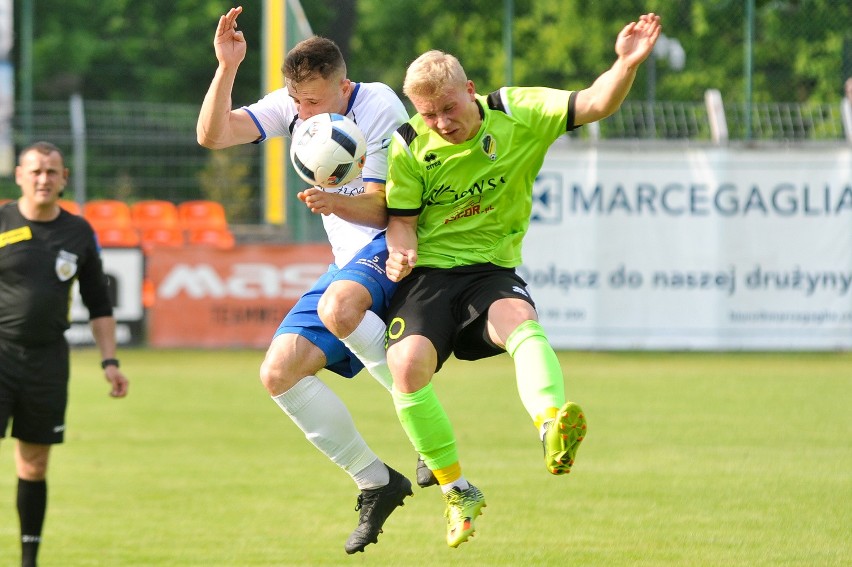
[539,419,553,440]
[352,458,390,490]
[340,310,393,392]
[272,375,383,489]
[440,476,470,494]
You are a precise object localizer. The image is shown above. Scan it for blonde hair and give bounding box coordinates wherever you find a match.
[402,50,468,100]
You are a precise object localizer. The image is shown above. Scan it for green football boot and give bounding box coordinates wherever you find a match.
[543,401,586,475]
[443,484,486,548]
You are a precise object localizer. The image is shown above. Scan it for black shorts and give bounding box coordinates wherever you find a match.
[0,337,70,444]
[385,263,536,372]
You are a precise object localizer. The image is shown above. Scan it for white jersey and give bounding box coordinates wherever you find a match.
[243,83,408,266]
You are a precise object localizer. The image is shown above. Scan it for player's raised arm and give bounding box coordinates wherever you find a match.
[573,13,661,125]
[197,6,261,149]
[213,6,247,68]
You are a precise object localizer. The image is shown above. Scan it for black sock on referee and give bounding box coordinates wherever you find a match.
[18,478,47,567]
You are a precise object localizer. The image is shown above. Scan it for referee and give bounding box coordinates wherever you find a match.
[0,141,129,567]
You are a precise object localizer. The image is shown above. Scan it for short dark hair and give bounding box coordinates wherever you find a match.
[283,36,346,83]
[19,141,65,164]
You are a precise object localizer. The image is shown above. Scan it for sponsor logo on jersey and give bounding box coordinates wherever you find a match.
[443,196,494,224]
[336,185,366,197]
[55,250,79,282]
[426,176,507,206]
[424,152,442,170]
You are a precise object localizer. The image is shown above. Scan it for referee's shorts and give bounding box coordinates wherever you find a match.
[0,337,70,444]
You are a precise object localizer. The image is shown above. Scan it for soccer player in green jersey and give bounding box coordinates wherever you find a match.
[383,13,661,547]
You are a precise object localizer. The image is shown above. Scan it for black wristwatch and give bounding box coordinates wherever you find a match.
[101,358,120,369]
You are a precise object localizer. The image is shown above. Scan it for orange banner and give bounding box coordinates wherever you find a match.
[146,244,333,348]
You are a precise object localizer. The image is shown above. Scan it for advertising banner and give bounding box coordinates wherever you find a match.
[146,244,333,348]
[522,145,852,350]
[68,247,145,346]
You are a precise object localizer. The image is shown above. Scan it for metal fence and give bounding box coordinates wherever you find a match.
[1,100,268,230]
[592,100,850,142]
[2,100,211,196]
[1,95,850,230]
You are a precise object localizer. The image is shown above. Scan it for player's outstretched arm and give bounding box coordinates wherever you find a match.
[197,6,260,149]
[298,182,389,229]
[573,13,661,126]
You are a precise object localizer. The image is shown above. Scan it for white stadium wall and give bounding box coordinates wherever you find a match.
[64,146,852,351]
[67,248,145,346]
[522,144,852,350]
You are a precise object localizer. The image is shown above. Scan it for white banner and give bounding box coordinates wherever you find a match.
[522,145,852,350]
[67,247,145,345]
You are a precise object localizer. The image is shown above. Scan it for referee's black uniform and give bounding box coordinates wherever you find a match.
[0,201,113,444]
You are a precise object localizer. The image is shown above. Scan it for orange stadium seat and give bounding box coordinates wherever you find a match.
[187,227,236,250]
[84,199,133,231]
[131,200,180,231]
[95,226,141,248]
[178,200,229,231]
[58,199,82,215]
[142,277,157,308]
[139,226,185,254]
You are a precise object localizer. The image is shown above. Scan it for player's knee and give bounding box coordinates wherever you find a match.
[259,357,277,393]
[316,292,337,326]
[260,335,324,396]
[18,462,47,481]
[16,444,49,480]
[387,339,436,391]
[259,349,297,396]
[317,290,362,337]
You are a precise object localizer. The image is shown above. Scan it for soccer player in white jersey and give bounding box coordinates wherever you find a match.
[383,14,661,547]
[197,7,413,554]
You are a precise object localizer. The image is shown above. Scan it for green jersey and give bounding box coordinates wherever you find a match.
[386,87,577,269]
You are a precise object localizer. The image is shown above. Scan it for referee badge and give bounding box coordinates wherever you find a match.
[55,249,79,281]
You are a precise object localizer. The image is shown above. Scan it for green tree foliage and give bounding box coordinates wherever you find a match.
[197,145,254,223]
[20,0,262,105]
[13,0,852,106]
[349,0,850,104]
[756,0,852,101]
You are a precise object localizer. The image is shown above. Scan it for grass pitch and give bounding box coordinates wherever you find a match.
[1,349,850,566]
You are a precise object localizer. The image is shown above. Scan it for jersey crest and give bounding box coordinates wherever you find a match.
[481,134,497,161]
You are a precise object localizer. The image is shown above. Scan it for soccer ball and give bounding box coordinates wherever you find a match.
[290,113,367,189]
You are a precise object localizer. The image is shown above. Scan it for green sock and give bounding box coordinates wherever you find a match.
[506,320,566,428]
[392,383,458,470]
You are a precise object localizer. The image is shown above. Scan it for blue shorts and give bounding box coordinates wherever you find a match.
[273,233,396,378]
